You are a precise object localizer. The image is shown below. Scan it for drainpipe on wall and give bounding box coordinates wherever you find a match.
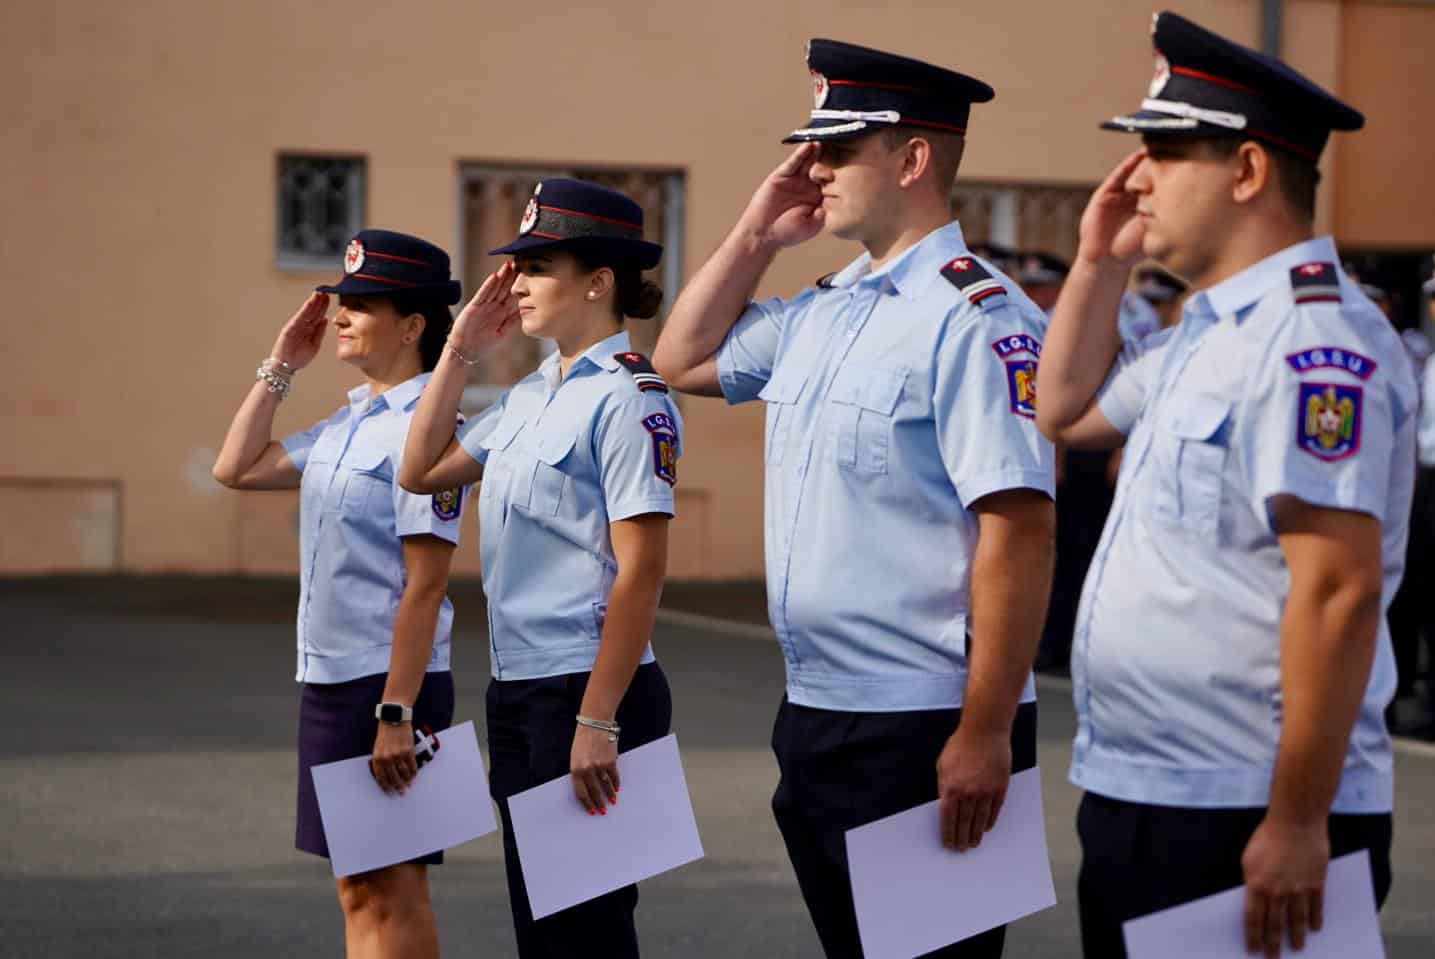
[1261,0,1283,56]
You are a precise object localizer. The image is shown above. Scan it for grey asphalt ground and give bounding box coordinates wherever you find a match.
[1,577,1431,957]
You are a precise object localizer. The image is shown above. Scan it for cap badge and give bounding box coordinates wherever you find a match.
[1149,54,1171,98]
[343,239,365,275]
[812,71,830,109]
[519,196,540,236]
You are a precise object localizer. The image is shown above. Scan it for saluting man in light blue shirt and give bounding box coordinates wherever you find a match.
[1037,12,1412,958]
[655,38,1055,959]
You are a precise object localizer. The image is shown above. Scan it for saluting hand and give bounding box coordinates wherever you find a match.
[270,292,330,371]
[451,261,520,357]
[370,721,419,796]
[1076,149,1149,270]
[1240,815,1329,958]
[570,724,620,816]
[936,725,1012,852]
[739,142,827,250]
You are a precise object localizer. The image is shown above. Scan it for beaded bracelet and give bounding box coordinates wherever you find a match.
[256,362,292,398]
[576,715,620,742]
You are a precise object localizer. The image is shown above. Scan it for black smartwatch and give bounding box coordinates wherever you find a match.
[375,702,413,725]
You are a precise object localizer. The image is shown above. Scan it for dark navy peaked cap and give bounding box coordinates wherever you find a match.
[490,178,663,270]
[784,38,994,143]
[318,229,462,304]
[1104,11,1363,161]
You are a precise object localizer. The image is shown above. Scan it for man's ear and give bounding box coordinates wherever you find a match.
[1231,140,1272,207]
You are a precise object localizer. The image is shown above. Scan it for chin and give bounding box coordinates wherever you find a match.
[519,313,547,339]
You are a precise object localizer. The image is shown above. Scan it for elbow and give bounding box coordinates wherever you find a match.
[211,462,240,489]
[398,465,435,495]
[650,344,684,388]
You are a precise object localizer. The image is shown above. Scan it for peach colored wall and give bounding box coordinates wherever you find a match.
[1333,0,1435,247]
[1,0,1429,577]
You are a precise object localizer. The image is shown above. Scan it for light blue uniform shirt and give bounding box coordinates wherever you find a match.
[457,331,681,681]
[1417,359,1435,466]
[1072,236,1416,813]
[716,222,1055,712]
[281,373,464,684]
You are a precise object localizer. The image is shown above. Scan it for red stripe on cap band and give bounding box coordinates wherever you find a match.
[1171,66,1254,94]
[349,272,420,286]
[828,78,928,94]
[540,205,643,231]
[524,230,566,240]
[364,250,435,267]
[899,117,968,135]
[1246,126,1319,161]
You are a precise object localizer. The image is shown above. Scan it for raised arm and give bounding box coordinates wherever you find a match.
[399,264,519,494]
[212,293,330,490]
[1035,150,1149,450]
[653,143,826,395]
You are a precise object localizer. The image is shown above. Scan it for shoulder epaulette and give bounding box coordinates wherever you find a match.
[1290,262,1341,305]
[940,256,1007,306]
[613,352,669,393]
[816,272,838,289]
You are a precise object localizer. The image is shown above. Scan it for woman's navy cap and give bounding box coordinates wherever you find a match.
[1103,11,1363,161]
[317,229,462,305]
[490,179,663,271]
[784,38,994,143]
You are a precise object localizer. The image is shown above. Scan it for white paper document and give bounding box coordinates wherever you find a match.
[508,733,704,920]
[845,766,1057,959]
[1123,849,1384,959]
[311,720,497,878]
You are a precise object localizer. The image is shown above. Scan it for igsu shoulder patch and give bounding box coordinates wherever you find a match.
[1290,262,1341,305]
[941,256,1007,308]
[991,334,1041,418]
[641,412,679,486]
[613,352,669,393]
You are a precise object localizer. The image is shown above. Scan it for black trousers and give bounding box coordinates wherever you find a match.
[771,698,1039,959]
[1040,450,1114,669]
[487,663,672,959]
[1389,465,1435,698]
[1076,792,1394,959]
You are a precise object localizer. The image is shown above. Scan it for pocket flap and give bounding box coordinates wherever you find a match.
[831,366,906,415]
[758,366,806,404]
[478,415,524,452]
[1163,392,1231,440]
[535,430,579,466]
[342,447,391,474]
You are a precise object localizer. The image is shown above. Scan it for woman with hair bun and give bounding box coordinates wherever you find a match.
[212,229,467,959]
[399,179,680,958]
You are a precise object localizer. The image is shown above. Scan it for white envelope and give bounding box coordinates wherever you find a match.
[1123,849,1384,959]
[508,733,704,919]
[311,720,497,878]
[845,766,1057,959]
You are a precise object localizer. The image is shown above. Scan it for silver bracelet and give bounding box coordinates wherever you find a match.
[576,715,620,742]
[446,340,479,366]
[268,357,296,374]
[256,364,291,398]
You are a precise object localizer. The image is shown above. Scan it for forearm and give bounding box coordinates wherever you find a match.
[653,223,777,387]
[382,584,447,707]
[1267,580,1383,825]
[399,349,468,492]
[579,565,664,722]
[213,379,285,486]
[1034,259,1128,440]
[961,508,1055,735]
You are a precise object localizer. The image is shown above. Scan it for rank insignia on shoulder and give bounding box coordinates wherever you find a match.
[990,333,1040,419]
[1290,262,1340,305]
[641,413,678,486]
[432,486,463,521]
[816,272,838,289]
[940,256,1007,306]
[1285,346,1376,381]
[1296,382,1362,462]
[613,352,669,393]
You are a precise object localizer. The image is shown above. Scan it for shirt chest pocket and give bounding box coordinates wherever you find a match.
[1151,391,1232,535]
[338,449,393,514]
[526,431,579,516]
[759,366,808,466]
[478,416,524,507]
[828,365,906,474]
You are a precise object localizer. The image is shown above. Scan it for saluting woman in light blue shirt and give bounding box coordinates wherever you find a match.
[400,179,680,959]
[213,229,466,959]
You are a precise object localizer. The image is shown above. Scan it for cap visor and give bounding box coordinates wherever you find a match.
[316,277,461,305]
[1100,109,1209,134]
[781,116,876,144]
[489,234,663,271]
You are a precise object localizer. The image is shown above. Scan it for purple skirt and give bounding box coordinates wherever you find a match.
[296,671,455,863]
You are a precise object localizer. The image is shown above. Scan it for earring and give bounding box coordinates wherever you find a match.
[586,292,596,300]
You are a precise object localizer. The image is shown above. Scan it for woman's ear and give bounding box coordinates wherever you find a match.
[401,312,426,346]
[587,267,615,302]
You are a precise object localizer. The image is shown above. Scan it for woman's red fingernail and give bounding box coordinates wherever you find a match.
[598,808,606,816]
[587,809,595,816]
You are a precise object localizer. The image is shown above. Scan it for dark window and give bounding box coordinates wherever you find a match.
[276,154,365,270]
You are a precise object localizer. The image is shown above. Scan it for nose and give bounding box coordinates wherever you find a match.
[1125,155,1153,195]
[332,308,351,327]
[808,159,833,185]
[510,273,529,295]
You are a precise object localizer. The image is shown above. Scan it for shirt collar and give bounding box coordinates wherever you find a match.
[825,221,969,301]
[346,372,432,415]
[1201,235,1339,320]
[539,329,632,388]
